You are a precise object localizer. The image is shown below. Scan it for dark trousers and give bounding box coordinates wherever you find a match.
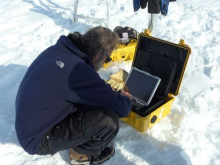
[37,106,119,156]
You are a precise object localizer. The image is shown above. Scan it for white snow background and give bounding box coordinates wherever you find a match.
[0,0,220,165]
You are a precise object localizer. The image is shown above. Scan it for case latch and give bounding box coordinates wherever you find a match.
[144,29,151,36]
[179,39,186,46]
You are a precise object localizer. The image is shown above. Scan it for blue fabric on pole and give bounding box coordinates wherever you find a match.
[160,0,169,16]
[133,0,141,12]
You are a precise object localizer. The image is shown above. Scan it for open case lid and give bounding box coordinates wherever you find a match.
[132,32,192,96]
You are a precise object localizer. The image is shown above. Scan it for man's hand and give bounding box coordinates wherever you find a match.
[120,90,132,100]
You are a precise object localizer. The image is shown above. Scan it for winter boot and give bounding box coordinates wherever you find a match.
[69,147,115,165]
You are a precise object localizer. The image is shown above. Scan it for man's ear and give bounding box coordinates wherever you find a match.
[93,53,102,63]
[92,55,98,64]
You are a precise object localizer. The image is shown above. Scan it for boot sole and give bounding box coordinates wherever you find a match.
[93,148,115,164]
[69,159,90,165]
[69,148,115,165]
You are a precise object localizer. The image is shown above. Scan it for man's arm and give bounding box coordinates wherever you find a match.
[63,64,132,118]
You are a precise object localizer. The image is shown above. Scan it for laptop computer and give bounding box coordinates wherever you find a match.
[123,67,161,107]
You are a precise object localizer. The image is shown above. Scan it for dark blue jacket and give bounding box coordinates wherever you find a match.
[15,36,132,155]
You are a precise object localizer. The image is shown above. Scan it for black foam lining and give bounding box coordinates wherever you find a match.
[131,35,189,117]
[132,96,166,117]
[136,36,189,93]
[132,50,176,117]
[134,50,177,97]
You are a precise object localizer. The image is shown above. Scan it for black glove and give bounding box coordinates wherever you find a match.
[141,0,147,9]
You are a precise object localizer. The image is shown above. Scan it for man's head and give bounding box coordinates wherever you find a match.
[79,26,119,71]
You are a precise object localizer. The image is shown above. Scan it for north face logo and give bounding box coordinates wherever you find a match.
[56,61,64,68]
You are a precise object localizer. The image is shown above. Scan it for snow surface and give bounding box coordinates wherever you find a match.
[0,0,220,165]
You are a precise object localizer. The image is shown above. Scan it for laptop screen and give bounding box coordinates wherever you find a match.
[123,67,161,106]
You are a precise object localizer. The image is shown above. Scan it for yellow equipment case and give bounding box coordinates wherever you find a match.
[103,41,137,68]
[121,31,192,133]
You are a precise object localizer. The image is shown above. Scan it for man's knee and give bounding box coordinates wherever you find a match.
[83,107,119,135]
[96,108,119,131]
[70,107,119,155]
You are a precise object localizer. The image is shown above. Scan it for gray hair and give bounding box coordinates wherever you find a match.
[80,26,119,61]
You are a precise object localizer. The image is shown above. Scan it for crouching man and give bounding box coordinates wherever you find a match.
[15,26,132,165]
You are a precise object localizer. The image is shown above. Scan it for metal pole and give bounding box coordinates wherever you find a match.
[73,0,78,22]
[148,14,158,37]
[107,0,109,28]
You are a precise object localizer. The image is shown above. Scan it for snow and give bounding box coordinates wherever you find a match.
[0,0,220,165]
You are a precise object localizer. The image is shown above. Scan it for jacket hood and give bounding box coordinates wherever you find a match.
[55,35,94,67]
